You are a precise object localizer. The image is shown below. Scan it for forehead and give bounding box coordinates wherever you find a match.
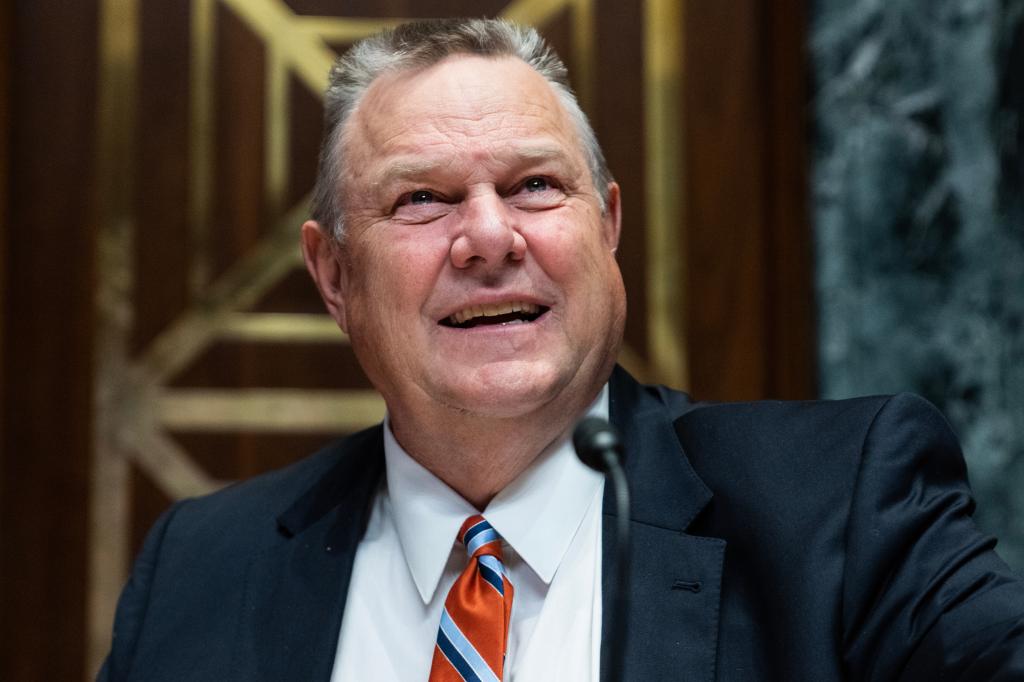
[342,55,583,177]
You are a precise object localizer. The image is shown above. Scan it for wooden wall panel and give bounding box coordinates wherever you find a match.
[0,0,9,531]
[211,3,268,275]
[287,73,323,209]
[134,0,192,352]
[684,0,814,400]
[595,0,649,356]
[685,0,768,400]
[1,3,98,681]
[284,0,511,17]
[0,1,814,678]
[762,0,814,400]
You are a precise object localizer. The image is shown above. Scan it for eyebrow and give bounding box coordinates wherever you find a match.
[373,144,572,188]
[375,159,445,187]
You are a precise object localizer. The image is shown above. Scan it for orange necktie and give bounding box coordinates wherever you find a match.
[428,515,514,682]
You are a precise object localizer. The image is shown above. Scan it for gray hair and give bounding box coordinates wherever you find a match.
[309,18,613,243]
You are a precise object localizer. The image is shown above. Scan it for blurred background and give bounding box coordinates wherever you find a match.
[1,0,1021,678]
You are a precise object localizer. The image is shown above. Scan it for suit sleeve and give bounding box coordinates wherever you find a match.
[96,501,185,682]
[841,393,1024,680]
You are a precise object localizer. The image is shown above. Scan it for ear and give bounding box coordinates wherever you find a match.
[301,220,350,333]
[602,181,622,252]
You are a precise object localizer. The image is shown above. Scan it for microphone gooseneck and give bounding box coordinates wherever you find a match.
[573,416,630,682]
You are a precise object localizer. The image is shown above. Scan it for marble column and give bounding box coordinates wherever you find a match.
[811,0,1024,569]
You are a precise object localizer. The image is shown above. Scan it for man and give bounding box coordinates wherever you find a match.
[100,18,1024,681]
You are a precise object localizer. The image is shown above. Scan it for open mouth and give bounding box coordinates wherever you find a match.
[439,301,549,329]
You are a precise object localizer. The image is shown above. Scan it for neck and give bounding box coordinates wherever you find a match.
[389,391,599,510]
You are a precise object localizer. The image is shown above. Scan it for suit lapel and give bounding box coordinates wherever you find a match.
[603,367,726,681]
[238,427,385,682]
[232,370,723,681]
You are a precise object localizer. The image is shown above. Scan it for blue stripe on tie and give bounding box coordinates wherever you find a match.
[466,528,500,556]
[462,519,491,546]
[477,555,505,595]
[436,627,480,682]
[439,609,501,682]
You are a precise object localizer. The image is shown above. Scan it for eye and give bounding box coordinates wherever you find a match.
[507,175,564,211]
[410,190,435,204]
[523,176,550,192]
[391,188,451,224]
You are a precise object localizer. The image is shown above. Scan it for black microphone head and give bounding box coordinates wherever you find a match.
[573,416,624,473]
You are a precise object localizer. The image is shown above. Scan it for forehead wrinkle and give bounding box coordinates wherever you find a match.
[343,56,589,195]
[374,143,578,190]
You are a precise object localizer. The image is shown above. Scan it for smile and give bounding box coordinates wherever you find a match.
[441,301,548,328]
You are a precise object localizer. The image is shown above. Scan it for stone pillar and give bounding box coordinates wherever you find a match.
[811,0,1024,569]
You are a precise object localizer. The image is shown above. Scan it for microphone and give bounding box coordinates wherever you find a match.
[573,416,625,473]
[573,417,630,682]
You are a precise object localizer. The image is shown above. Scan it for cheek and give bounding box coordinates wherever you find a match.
[352,236,449,326]
[526,218,611,284]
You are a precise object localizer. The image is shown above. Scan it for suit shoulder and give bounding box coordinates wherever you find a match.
[673,393,948,502]
[674,393,944,447]
[182,439,340,514]
[160,426,382,552]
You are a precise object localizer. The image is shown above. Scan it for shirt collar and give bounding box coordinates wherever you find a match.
[384,386,608,604]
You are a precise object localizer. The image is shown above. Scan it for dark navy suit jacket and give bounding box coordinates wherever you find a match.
[99,367,1024,680]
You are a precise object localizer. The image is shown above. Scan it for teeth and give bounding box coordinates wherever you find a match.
[449,301,540,325]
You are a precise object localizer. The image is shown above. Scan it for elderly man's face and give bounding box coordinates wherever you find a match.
[311,55,625,424]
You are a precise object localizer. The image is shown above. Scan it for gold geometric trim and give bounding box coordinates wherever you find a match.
[139,201,306,384]
[129,429,225,499]
[644,0,688,388]
[157,389,386,432]
[292,16,410,43]
[218,313,348,343]
[221,0,337,94]
[501,0,595,111]
[501,0,572,25]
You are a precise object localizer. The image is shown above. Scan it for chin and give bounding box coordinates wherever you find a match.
[436,360,571,419]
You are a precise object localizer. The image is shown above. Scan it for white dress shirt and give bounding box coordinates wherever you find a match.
[330,387,608,681]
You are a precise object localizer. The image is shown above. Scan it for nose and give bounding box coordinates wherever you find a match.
[449,192,527,270]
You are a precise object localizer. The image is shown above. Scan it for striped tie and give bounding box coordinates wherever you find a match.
[428,515,514,682]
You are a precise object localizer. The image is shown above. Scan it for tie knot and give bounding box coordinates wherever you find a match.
[459,515,503,559]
